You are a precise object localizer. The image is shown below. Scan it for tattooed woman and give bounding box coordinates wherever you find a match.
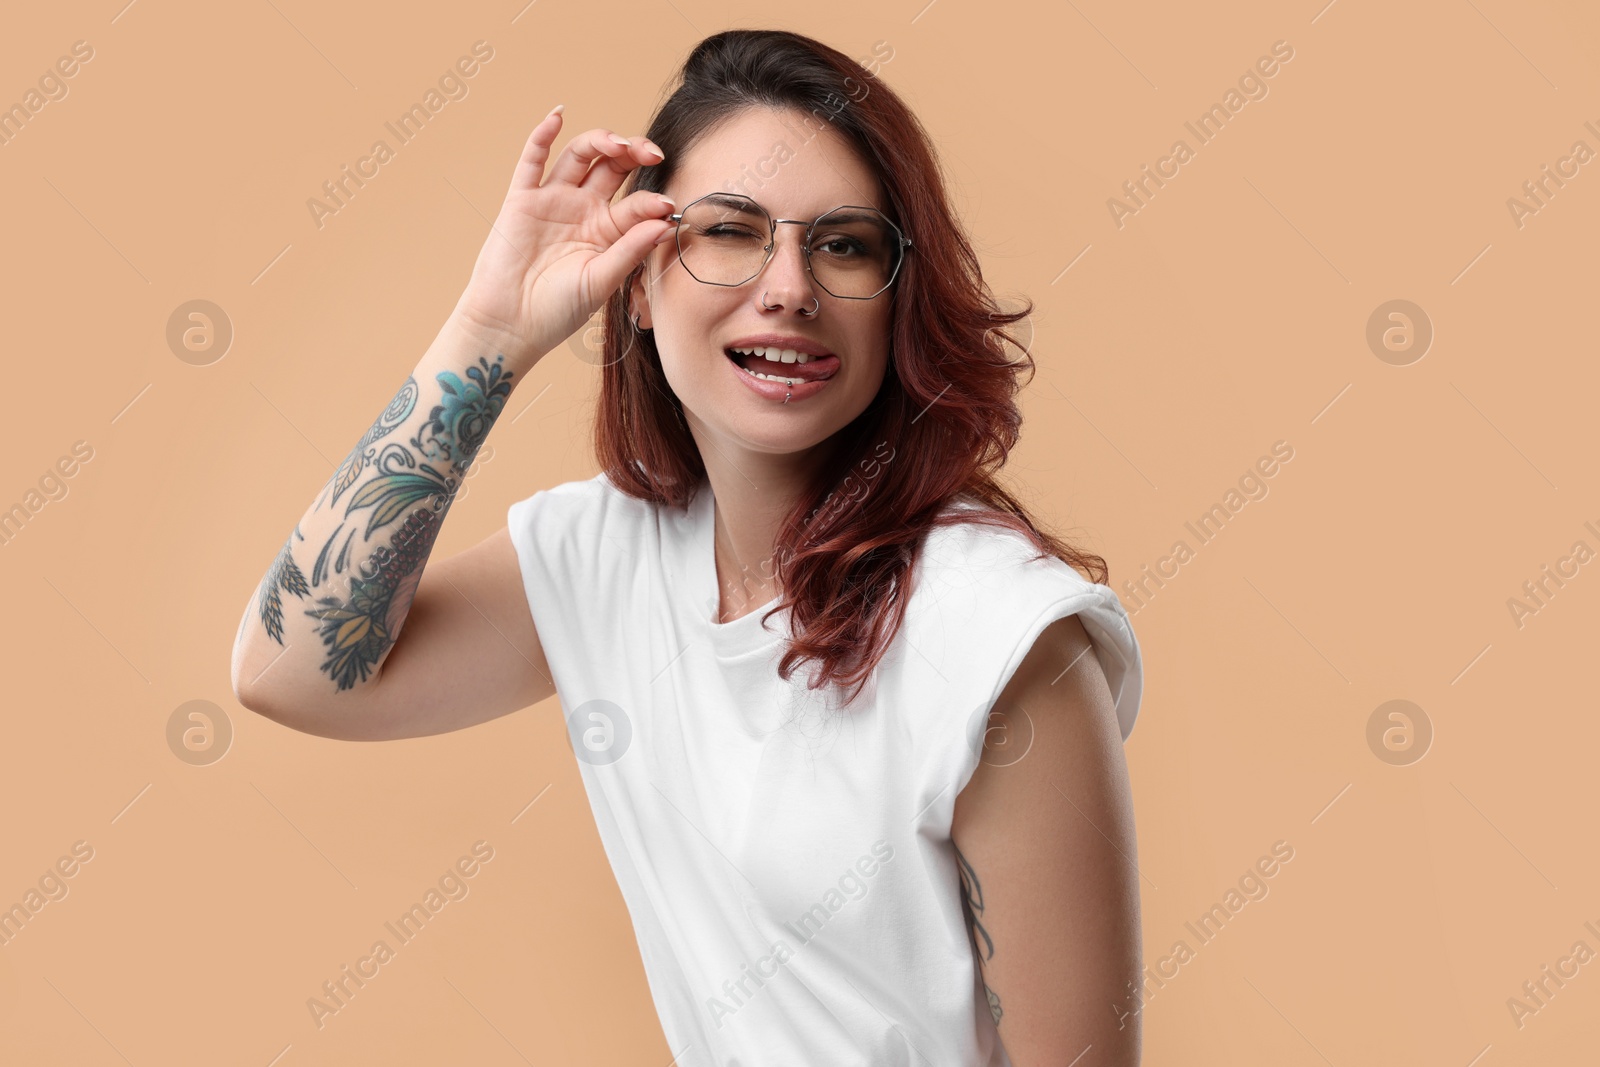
[232,28,1145,1067]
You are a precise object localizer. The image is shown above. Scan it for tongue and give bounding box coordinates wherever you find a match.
[732,352,839,382]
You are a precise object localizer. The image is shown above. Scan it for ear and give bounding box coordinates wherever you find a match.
[627,264,654,331]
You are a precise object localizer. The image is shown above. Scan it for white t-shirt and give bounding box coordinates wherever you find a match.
[506,471,1143,1066]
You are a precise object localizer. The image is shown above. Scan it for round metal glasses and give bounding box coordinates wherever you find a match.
[663,192,913,300]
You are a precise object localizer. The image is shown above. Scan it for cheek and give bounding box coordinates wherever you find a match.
[852,349,891,392]
[851,309,895,374]
[652,256,718,323]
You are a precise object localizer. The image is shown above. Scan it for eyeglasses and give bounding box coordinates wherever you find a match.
[663,192,913,300]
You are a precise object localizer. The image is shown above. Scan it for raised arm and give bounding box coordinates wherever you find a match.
[230,105,677,741]
[228,320,542,740]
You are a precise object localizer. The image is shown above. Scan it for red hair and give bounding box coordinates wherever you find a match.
[596,29,1108,705]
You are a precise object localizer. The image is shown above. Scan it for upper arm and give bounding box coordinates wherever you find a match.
[253,525,557,741]
[950,612,1143,1066]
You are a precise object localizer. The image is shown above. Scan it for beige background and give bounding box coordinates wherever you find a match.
[1,0,1596,1063]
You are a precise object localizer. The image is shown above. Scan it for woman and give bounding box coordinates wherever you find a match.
[232,28,1144,1067]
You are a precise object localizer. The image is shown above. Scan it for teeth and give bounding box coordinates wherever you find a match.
[731,346,813,364]
[739,364,803,385]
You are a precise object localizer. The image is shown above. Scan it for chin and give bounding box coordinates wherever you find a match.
[685,398,843,455]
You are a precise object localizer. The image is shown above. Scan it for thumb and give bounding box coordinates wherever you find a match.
[586,217,675,297]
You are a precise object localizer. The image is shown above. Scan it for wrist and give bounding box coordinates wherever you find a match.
[445,304,545,370]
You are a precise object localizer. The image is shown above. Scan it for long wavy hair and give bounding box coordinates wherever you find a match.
[596,28,1108,705]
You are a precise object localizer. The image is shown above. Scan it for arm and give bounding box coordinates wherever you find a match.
[230,106,678,740]
[227,322,550,740]
[950,613,1142,1066]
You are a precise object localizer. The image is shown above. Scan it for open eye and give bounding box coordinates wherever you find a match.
[812,234,870,257]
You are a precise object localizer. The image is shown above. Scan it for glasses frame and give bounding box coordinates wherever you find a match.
[664,192,914,300]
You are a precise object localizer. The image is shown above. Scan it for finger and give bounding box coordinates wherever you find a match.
[608,187,677,236]
[545,128,638,188]
[581,134,665,201]
[508,105,566,193]
[585,216,679,298]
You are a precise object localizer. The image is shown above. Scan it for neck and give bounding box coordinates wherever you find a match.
[692,423,836,621]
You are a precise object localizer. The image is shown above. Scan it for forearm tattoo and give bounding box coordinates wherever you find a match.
[252,356,513,690]
[955,843,1003,1026]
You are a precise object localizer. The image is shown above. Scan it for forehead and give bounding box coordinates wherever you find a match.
[666,106,886,217]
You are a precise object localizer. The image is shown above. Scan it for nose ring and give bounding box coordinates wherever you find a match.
[761,291,820,316]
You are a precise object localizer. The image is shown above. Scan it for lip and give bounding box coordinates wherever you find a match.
[723,333,841,389]
[724,350,837,403]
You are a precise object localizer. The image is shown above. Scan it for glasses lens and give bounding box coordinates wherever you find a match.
[674,196,906,297]
[677,195,771,286]
[807,207,903,298]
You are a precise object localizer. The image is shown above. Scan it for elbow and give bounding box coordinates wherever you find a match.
[233,678,300,733]
[232,637,338,739]
[237,689,362,741]
[231,653,288,730]
[233,673,389,743]
[231,667,348,741]
[229,644,255,713]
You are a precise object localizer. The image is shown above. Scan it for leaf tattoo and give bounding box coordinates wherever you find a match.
[254,357,514,691]
[256,526,311,644]
[955,843,1003,1026]
[305,505,442,689]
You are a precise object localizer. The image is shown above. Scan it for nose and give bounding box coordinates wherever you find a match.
[758,222,819,313]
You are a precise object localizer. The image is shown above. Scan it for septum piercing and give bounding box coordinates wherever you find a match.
[762,291,820,316]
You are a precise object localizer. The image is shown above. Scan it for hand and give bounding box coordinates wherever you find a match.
[451,106,676,365]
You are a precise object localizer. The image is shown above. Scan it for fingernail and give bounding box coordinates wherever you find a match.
[644,142,664,159]
[549,103,565,116]
[658,194,676,206]
[608,133,633,145]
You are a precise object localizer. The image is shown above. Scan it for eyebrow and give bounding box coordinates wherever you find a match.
[698,193,768,216]
[693,193,886,223]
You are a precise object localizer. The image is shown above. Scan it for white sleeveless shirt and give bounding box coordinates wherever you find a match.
[506,471,1143,1066]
